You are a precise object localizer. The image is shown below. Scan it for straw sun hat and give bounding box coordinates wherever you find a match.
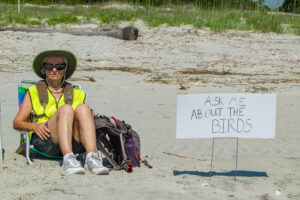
[33,49,77,80]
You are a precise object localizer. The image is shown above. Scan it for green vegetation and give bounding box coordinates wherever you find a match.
[0,2,300,35]
[1,0,262,7]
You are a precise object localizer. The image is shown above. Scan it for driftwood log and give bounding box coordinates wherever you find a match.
[0,26,138,40]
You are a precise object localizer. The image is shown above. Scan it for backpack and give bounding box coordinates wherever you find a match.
[94,114,151,172]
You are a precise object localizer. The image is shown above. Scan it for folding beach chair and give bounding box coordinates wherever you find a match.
[16,80,81,164]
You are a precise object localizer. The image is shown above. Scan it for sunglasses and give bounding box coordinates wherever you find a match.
[43,63,67,71]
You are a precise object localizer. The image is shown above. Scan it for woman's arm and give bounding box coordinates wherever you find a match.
[13,92,35,131]
[13,92,50,140]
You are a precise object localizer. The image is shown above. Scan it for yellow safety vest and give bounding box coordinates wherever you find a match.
[27,85,86,140]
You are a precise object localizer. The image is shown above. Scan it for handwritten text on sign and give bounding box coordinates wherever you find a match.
[176,94,276,138]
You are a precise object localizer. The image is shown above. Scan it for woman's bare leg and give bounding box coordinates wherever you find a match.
[73,104,96,153]
[47,104,74,155]
[73,104,109,175]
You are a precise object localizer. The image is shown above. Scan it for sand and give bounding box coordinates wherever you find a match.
[0,22,300,200]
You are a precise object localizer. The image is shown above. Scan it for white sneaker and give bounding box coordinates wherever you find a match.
[85,152,109,175]
[61,153,85,175]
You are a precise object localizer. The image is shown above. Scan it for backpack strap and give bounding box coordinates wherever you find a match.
[96,139,120,169]
[35,80,74,119]
[96,133,132,171]
[63,82,73,105]
[36,80,74,107]
[36,80,48,109]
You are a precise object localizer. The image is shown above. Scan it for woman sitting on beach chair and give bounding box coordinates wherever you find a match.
[13,49,109,176]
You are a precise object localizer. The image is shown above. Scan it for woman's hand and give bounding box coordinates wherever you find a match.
[32,122,50,140]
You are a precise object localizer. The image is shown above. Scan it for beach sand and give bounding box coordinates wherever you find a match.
[0,23,300,199]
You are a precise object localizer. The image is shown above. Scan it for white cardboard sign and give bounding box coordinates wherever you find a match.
[176,94,276,139]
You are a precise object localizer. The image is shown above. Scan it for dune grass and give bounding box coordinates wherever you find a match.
[0,2,300,35]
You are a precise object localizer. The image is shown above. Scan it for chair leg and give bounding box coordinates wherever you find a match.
[25,132,33,165]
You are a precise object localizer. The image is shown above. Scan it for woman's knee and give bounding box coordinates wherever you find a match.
[57,104,74,119]
[75,104,91,115]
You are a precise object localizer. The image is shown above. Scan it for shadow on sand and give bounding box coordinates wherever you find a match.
[173,170,268,177]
